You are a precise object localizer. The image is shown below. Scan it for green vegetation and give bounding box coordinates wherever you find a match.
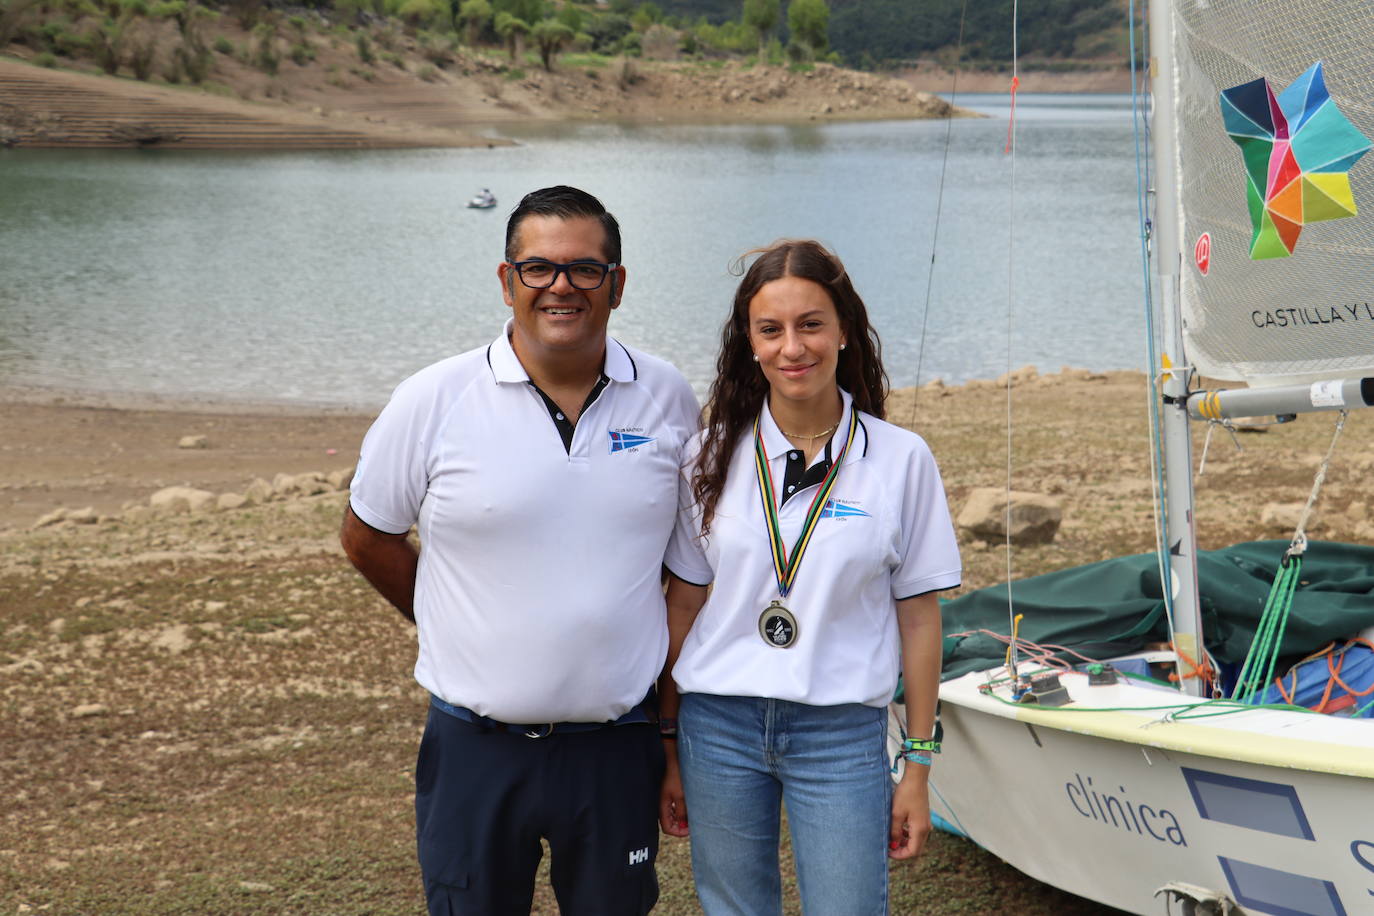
[0,0,1127,91]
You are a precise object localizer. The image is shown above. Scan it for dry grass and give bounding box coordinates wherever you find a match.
[3,370,1371,913]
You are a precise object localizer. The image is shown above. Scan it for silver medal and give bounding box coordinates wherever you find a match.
[758,599,798,648]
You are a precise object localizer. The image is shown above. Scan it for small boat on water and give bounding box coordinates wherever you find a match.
[467,188,497,210]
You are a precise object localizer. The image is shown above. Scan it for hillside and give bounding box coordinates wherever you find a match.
[651,0,1133,68]
[0,5,968,151]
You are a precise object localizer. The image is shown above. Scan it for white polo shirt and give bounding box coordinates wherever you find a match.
[349,320,699,723]
[665,388,961,708]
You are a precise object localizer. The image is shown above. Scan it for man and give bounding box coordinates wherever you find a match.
[340,186,698,915]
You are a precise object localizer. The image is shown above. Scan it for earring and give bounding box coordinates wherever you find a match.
[752,354,760,362]
[839,343,847,350]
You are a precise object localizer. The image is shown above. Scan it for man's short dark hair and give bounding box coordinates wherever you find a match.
[505,186,622,265]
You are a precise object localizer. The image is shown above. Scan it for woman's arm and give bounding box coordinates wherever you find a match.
[889,591,942,860]
[658,573,708,838]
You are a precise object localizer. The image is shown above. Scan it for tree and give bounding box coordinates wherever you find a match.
[494,10,529,60]
[530,17,571,70]
[741,0,778,59]
[458,0,490,45]
[787,0,827,53]
[492,0,541,22]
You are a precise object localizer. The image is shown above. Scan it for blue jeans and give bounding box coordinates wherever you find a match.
[678,693,892,915]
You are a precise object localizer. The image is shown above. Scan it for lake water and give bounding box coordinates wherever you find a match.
[0,93,1146,409]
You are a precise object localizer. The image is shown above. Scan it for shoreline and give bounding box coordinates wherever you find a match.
[1,49,1123,151]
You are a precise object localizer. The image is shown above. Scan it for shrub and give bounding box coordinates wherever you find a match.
[288,42,313,64]
[614,55,639,88]
[355,31,373,62]
[128,35,157,78]
[252,23,279,73]
[213,35,232,53]
[90,18,124,74]
[417,62,437,81]
[34,50,57,66]
[178,40,210,81]
[161,54,182,81]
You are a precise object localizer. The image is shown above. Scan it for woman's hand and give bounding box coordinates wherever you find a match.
[888,770,931,859]
[658,741,690,837]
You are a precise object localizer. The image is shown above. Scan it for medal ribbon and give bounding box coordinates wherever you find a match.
[753,406,859,598]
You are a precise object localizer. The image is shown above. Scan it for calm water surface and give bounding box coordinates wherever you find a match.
[0,93,1145,408]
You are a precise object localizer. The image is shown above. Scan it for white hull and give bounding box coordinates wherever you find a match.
[926,668,1374,915]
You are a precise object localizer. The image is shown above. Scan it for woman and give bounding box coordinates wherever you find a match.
[657,239,961,914]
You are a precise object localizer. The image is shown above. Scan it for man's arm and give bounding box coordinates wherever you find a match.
[658,573,708,838]
[340,504,419,624]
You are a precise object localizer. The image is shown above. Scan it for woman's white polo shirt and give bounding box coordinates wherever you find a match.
[665,389,961,708]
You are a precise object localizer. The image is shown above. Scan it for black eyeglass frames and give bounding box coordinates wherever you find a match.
[507,259,618,290]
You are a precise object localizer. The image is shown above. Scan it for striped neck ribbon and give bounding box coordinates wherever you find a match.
[752,406,859,599]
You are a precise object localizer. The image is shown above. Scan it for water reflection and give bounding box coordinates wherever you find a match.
[0,96,1144,407]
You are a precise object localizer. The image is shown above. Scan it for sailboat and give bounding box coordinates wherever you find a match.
[906,2,1374,913]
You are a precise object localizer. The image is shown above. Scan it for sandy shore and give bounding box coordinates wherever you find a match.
[5,369,1370,562]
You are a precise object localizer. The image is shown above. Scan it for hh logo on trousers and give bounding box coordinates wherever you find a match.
[628,847,650,865]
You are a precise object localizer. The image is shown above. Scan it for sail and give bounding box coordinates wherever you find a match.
[1166,1,1374,384]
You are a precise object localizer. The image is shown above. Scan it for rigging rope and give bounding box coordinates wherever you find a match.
[1128,0,1186,684]
[908,0,968,433]
[1002,0,1021,677]
[1231,410,1349,703]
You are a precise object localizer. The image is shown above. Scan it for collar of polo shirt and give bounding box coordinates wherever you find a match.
[489,318,637,385]
[757,387,870,467]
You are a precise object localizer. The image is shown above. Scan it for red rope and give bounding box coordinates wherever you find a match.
[1004,76,1020,154]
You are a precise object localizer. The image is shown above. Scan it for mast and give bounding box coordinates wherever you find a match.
[1149,0,1207,696]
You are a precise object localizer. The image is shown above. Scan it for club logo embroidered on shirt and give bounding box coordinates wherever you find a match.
[820,499,870,519]
[628,846,650,865]
[608,430,655,453]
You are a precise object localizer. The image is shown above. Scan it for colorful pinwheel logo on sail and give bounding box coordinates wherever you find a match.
[1219,62,1371,260]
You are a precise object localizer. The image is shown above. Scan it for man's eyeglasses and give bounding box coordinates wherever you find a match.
[508,259,618,291]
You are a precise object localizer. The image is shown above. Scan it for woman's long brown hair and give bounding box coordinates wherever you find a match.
[693,239,888,534]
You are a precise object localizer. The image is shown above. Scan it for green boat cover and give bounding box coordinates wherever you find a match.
[940,540,1374,680]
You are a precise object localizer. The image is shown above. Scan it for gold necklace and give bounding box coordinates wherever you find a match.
[779,422,838,442]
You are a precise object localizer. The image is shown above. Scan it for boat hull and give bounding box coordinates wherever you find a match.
[927,672,1374,915]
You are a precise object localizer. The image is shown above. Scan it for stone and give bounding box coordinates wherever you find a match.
[71,703,108,718]
[66,506,98,524]
[244,478,275,504]
[326,467,355,491]
[1260,502,1318,533]
[178,434,209,449]
[995,365,1039,386]
[217,493,248,511]
[957,488,1063,545]
[279,472,329,497]
[150,486,216,513]
[32,507,67,529]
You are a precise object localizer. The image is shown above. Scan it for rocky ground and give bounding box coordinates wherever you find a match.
[2,369,1370,913]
